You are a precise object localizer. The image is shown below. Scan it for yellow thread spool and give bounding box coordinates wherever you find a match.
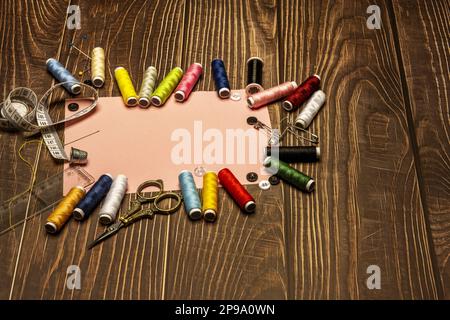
[151,67,183,106]
[138,66,158,107]
[91,47,105,88]
[114,67,138,106]
[202,172,218,222]
[45,186,86,234]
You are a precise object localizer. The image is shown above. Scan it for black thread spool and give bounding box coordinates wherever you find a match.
[266,146,320,163]
[246,57,264,95]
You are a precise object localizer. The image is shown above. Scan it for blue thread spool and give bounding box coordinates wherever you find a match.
[211,59,230,99]
[46,58,81,95]
[73,174,113,220]
[178,170,202,220]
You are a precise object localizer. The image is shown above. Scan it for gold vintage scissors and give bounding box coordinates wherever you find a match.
[88,179,182,249]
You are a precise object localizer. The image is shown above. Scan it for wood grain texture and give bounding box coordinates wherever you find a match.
[163,0,289,299]
[0,0,448,300]
[6,0,186,299]
[392,0,450,298]
[278,0,438,299]
[0,0,69,299]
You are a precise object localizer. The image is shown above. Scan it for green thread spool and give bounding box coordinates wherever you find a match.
[263,156,315,192]
[151,67,183,106]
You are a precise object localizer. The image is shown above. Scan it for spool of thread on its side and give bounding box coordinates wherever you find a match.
[175,63,203,102]
[247,81,297,109]
[282,75,321,112]
[246,57,264,95]
[266,146,320,163]
[263,157,315,192]
[138,66,158,107]
[45,186,86,234]
[151,67,184,106]
[179,170,202,220]
[99,174,128,225]
[295,90,326,129]
[46,58,81,95]
[91,47,105,88]
[73,174,113,220]
[202,171,218,222]
[218,168,256,213]
[114,67,138,107]
[211,59,230,99]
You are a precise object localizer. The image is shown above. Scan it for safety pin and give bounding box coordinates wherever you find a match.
[280,117,319,144]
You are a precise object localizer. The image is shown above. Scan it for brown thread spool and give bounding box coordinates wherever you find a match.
[45,186,85,234]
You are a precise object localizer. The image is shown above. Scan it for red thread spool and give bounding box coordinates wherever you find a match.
[218,168,256,213]
[282,75,321,112]
[175,63,203,102]
[247,81,297,110]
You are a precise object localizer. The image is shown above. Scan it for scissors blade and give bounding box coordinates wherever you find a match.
[88,221,123,249]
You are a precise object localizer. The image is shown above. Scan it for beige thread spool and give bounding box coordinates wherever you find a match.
[91,47,105,88]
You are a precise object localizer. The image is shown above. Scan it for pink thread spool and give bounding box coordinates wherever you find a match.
[247,81,298,110]
[174,63,203,102]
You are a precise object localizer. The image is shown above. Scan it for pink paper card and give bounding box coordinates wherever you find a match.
[64,90,272,193]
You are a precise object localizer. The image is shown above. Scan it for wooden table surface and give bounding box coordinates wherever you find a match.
[0,0,448,300]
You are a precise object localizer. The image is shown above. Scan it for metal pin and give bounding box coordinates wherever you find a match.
[280,117,319,144]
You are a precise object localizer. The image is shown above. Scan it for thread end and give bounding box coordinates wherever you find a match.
[306,179,315,192]
[174,90,185,102]
[71,84,82,95]
[138,97,150,108]
[92,76,104,88]
[203,210,216,222]
[45,222,58,234]
[218,87,230,99]
[244,201,256,213]
[188,208,203,220]
[99,214,113,225]
[282,100,293,111]
[151,96,162,107]
[73,208,85,221]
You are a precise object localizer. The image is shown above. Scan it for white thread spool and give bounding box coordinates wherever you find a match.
[91,47,105,88]
[98,174,128,225]
[295,90,326,129]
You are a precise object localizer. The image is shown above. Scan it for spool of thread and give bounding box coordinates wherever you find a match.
[114,67,138,107]
[282,75,321,112]
[266,146,320,163]
[46,58,81,95]
[178,170,202,220]
[263,157,315,192]
[91,47,105,88]
[211,59,230,99]
[174,63,203,102]
[247,81,297,109]
[138,66,158,107]
[151,67,184,106]
[73,174,113,220]
[45,186,86,234]
[202,171,218,222]
[246,57,264,95]
[99,174,128,225]
[295,90,326,129]
[218,168,256,213]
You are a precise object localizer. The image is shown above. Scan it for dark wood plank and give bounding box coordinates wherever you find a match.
[0,0,69,299]
[8,0,186,299]
[392,0,450,298]
[164,0,289,299]
[278,0,439,299]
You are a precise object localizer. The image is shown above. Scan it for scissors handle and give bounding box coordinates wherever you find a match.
[153,192,183,215]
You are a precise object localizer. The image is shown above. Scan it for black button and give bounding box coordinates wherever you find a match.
[246,172,258,182]
[84,79,93,86]
[269,175,280,185]
[246,117,258,125]
[68,103,79,112]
